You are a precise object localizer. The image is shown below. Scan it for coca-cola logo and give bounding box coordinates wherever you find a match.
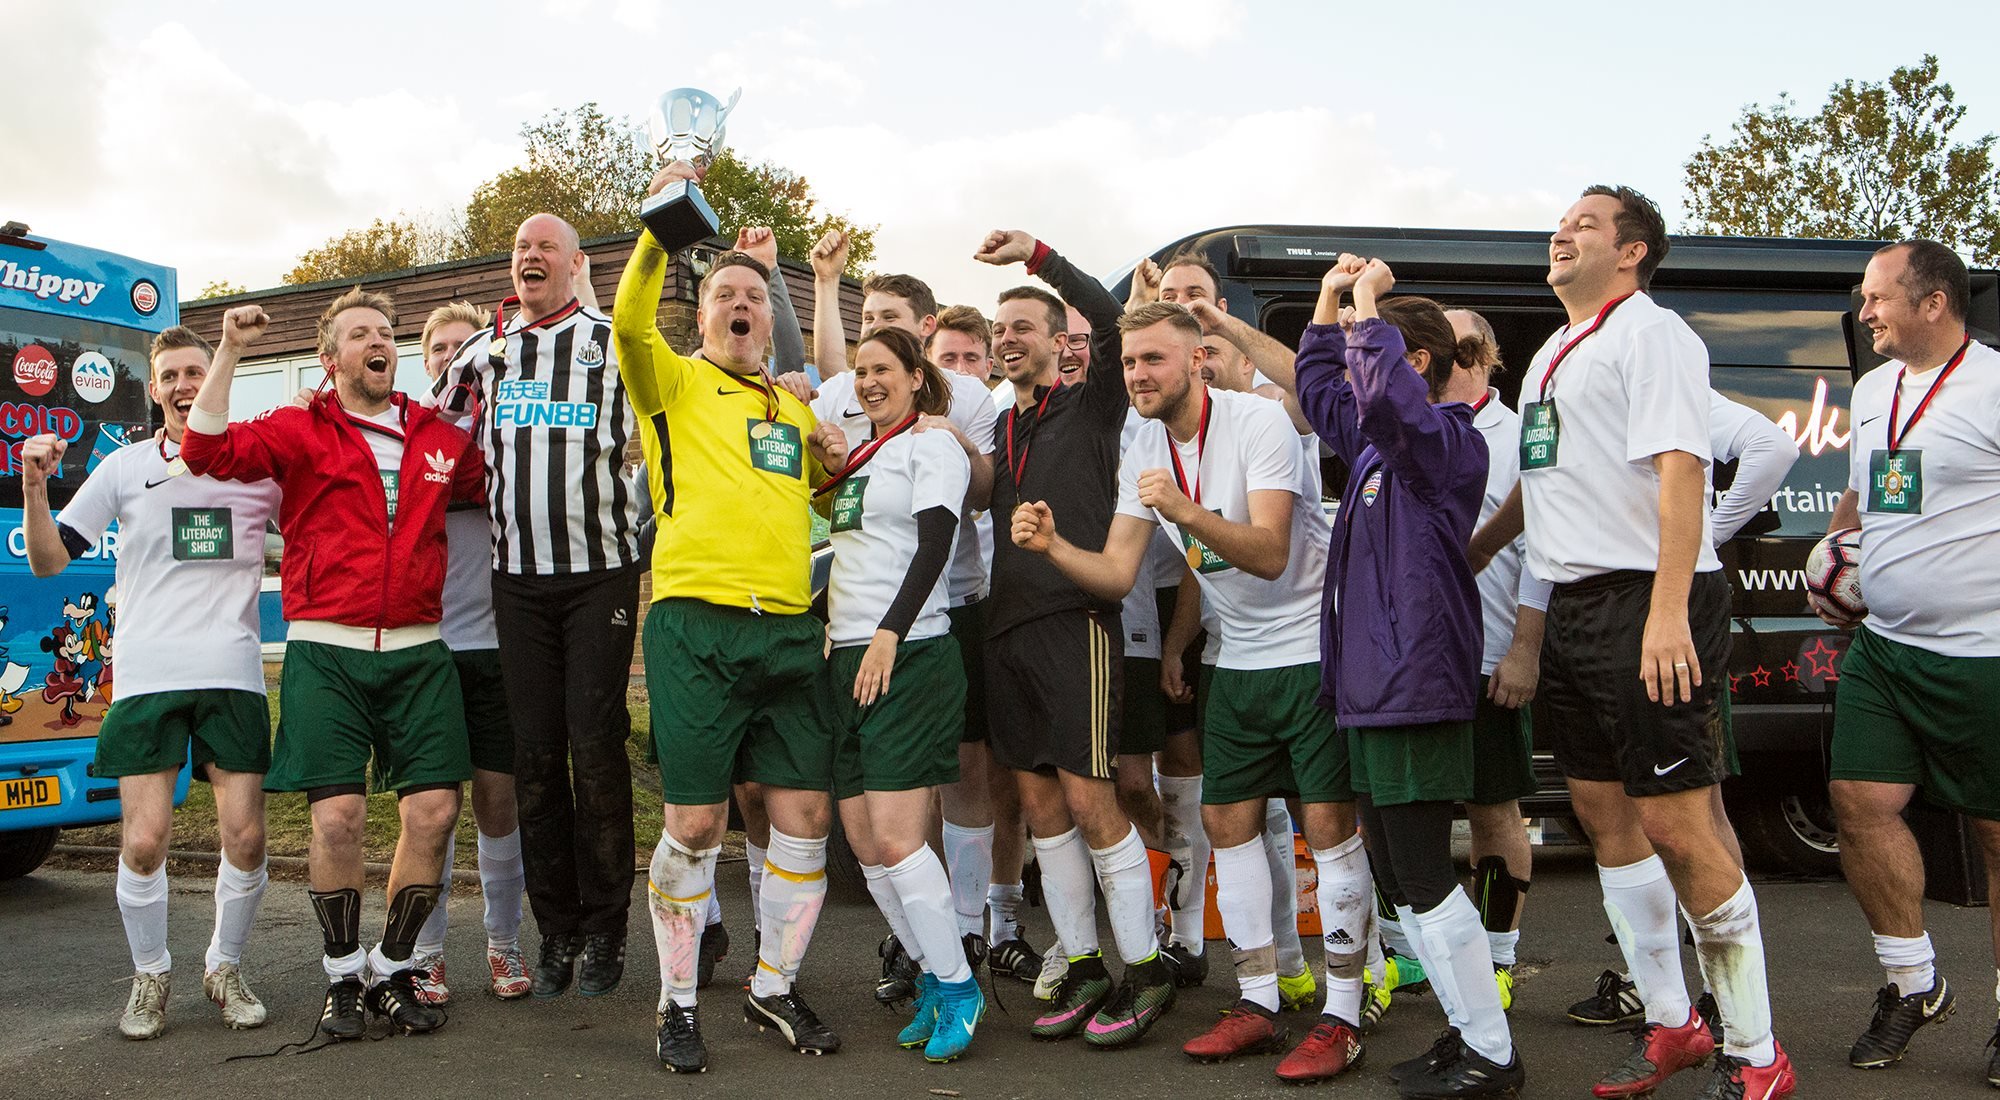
[12,344,58,397]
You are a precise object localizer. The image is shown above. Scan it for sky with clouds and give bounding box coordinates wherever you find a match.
[6,0,1997,311]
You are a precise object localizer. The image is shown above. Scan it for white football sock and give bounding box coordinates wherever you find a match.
[1313,833,1373,1026]
[705,893,722,927]
[415,830,455,957]
[205,854,268,971]
[1214,838,1278,1010]
[753,828,827,998]
[1031,829,1100,958]
[1685,877,1777,1067]
[941,821,995,938]
[1599,855,1692,1027]
[477,829,525,951]
[1265,801,1307,975]
[1873,931,1936,995]
[745,840,767,933]
[987,882,1025,944]
[1488,928,1520,969]
[889,848,971,984]
[863,863,921,962]
[1156,774,1207,952]
[1413,889,1514,1065]
[1090,826,1159,966]
[324,947,368,983]
[648,833,719,1010]
[116,859,171,975]
[1398,902,1458,1019]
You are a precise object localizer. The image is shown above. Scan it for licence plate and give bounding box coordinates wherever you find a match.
[1,775,59,811]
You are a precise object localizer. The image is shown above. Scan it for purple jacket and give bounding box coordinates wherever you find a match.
[1295,320,1488,727]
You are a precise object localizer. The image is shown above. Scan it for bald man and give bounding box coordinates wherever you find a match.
[430,212,645,999]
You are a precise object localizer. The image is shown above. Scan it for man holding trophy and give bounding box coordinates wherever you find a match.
[615,88,844,1075]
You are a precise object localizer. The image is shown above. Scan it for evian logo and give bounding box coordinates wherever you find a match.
[12,344,58,397]
[71,351,115,404]
[422,449,456,484]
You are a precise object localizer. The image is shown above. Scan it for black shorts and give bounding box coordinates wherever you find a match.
[986,608,1122,779]
[1155,585,1204,734]
[1535,569,1731,797]
[949,600,989,744]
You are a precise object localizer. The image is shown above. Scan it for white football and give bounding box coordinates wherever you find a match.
[1805,527,1866,621]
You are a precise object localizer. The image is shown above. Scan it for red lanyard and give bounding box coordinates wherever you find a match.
[1469,391,1493,416]
[717,362,781,424]
[814,411,919,497]
[1537,292,1635,401]
[1166,387,1213,504]
[1887,334,1971,455]
[1005,382,1061,485]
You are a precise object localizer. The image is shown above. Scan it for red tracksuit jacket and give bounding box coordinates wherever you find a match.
[182,391,484,642]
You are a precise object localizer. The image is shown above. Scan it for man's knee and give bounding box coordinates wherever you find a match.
[311,798,368,848]
[666,803,729,850]
[398,786,463,840]
[1830,779,1911,834]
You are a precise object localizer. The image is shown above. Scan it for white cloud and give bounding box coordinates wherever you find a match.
[764,107,1554,312]
[1098,0,1246,58]
[5,12,516,293]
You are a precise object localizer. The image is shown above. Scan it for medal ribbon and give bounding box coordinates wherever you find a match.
[1005,382,1062,486]
[1166,387,1213,505]
[1469,391,1493,416]
[1537,292,1635,401]
[1886,334,1971,455]
[814,411,920,497]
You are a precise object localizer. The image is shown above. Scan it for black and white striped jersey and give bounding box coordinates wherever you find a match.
[432,298,641,575]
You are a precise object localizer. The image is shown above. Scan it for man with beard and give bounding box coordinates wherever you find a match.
[182,293,482,1038]
[974,230,1179,1047]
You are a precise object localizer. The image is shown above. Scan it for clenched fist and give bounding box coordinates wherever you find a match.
[19,433,66,488]
[1011,500,1055,553]
[974,230,1035,268]
[220,305,270,351]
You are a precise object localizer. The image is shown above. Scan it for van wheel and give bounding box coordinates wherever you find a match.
[1724,780,1841,878]
[0,826,60,881]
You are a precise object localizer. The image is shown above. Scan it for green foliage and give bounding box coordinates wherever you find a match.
[1684,55,2000,264]
[195,279,246,300]
[291,102,878,278]
[282,216,453,286]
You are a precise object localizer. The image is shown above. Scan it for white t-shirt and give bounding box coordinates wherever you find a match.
[989,379,1017,412]
[1115,388,1325,670]
[441,507,498,651]
[351,406,406,528]
[824,428,970,647]
[814,370,996,604]
[1847,341,2000,656]
[1471,390,1552,675]
[55,437,281,698]
[1519,292,1722,584]
[1707,390,1799,544]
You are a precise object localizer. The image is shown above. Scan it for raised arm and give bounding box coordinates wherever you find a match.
[731,226,801,374]
[614,165,705,416]
[182,305,294,482]
[976,230,1125,419]
[1012,504,1153,603]
[20,435,77,577]
[1292,258,1369,461]
[1708,392,1798,544]
[810,229,851,377]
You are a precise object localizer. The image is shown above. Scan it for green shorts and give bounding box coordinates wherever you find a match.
[267,641,471,794]
[451,648,514,775]
[646,598,830,805]
[1347,721,1476,807]
[828,635,965,799]
[949,601,988,744]
[1201,663,1350,805]
[95,688,271,780]
[1471,677,1536,805]
[1121,656,1168,756]
[1831,626,2000,819]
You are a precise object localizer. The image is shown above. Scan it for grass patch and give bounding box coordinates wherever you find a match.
[65,678,669,869]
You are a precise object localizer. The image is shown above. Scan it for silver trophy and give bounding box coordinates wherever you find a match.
[639,87,741,254]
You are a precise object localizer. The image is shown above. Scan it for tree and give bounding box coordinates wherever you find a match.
[195,279,246,299]
[1684,56,2000,264]
[457,104,874,271]
[283,216,454,285]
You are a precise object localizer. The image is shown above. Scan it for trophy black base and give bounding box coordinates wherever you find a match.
[640,180,722,255]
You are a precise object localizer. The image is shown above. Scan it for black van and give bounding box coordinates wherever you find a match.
[1122,225,2000,876]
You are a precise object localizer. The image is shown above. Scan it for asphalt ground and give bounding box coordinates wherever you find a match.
[6,845,2000,1098]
